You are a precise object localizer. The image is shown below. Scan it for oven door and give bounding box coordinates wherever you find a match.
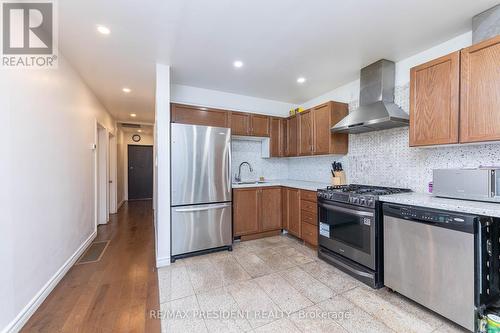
[318,200,376,269]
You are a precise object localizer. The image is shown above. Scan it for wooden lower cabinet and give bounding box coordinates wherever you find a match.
[299,190,318,246]
[233,188,259,236]
[285,187,301,238]
[301,222,318,246]
[301,210,316,226]
[233,187,281,237]
[261,187,282,231]
[235,186,318,246]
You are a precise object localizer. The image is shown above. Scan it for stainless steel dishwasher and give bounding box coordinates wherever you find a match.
[383,203,479,331]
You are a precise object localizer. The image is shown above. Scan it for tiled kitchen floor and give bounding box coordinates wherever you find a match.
[158,235,468,333]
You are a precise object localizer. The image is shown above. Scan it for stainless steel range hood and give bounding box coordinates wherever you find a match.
[331,59,409,134]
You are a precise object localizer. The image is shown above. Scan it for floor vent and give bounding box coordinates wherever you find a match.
[76,240,110,265]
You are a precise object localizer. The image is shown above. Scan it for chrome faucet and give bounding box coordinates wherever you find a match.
[235,162,253,182]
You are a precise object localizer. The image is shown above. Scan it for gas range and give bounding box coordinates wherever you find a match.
[317,184,411,288]
[317,184,411,208]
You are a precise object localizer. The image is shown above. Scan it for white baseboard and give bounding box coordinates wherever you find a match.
[3,231,97,333]
[156,256,171,268]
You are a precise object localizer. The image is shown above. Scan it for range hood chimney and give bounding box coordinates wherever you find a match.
[331,59,409,134]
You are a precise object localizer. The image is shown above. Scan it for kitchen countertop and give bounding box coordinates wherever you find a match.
[380,192,500,218]
[232,179,330,191]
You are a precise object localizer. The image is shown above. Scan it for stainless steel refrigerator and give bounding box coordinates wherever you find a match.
[170,123,232,260]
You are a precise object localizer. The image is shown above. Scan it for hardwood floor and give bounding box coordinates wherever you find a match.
[21,200,161,333]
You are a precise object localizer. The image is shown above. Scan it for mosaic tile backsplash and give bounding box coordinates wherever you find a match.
[233,84,500,193]
[231,140,287,181]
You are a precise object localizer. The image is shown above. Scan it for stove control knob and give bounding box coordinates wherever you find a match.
[360,198,366,205]
[351,197,359,204]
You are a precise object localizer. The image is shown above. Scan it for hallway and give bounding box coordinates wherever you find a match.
[21,201,160,333]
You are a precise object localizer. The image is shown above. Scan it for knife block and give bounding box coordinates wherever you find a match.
[331,176,342,186]
[331,171,346,186]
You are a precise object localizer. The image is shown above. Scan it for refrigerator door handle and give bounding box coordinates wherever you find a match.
[174,203,232,213]
[227,151,231,188]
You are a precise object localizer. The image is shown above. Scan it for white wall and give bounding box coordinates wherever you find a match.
[155,65,171,267]
[171,84,295,117]
[0,55,115,332]
[301,31,473,109]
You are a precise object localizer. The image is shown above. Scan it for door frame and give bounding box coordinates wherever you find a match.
[95,121,109,227]
[109,133,117,214]
[127,144,154,200]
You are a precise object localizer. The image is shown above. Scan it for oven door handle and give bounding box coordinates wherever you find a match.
[318,202,374,217]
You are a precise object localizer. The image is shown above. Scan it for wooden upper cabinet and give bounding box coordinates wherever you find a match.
[251,114,270,136]
[260,187,282,231]
[312,103,331,154]
[286,116,298,156]
[233,188,259,236]
[460,35,500,143]
[312,102,349,155]
[230,112,251,135]
[282,119,288,157]
[171,103,229,127]
[409,52,460,146]
[270,117,283,157]
[230,112,270,137]
[298,110,313,156]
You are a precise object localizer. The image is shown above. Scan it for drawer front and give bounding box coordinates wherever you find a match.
[301,210,317,225]
[301,222,318,246]
[300,190,317,202]
[300,199,317,214]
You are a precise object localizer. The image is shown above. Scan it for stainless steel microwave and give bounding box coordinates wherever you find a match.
[433,168,500,203]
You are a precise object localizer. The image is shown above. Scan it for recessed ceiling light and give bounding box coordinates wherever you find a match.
[233,60,244,68]
[130,113,137,117]
[297,77,306,84]
[97,25,110,35]
[137,129,142,133]
[122,87,131,93]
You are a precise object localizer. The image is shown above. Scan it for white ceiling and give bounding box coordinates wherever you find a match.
[58,0,498,122]
[120,124,154,136]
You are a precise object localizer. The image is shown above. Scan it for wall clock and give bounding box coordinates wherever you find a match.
[132,134,141,142]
